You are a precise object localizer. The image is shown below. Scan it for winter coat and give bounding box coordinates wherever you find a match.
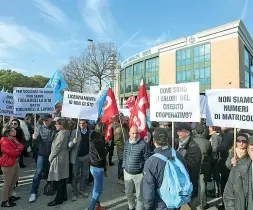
[193,134,212,176]
[143,146,185,210]
[225,148,248,170]
[177,137,202,198]
[68,128,90,164]
[48,130,70,182]
[89,130,107,168]
[123,138,151,175]
[0,137,24,167]
[223,157,253,210]
[114,123,129,160]
[33,124,57,156]
[209,133,222,160]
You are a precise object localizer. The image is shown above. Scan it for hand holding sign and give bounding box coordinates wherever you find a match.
[73,138,77,144]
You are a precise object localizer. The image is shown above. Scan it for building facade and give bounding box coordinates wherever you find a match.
[117,20,253,107]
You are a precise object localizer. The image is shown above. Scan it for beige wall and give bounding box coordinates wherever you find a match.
[211,36,240,88]
[159,51,176,85]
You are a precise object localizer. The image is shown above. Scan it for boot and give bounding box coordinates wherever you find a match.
[95,203,106,210]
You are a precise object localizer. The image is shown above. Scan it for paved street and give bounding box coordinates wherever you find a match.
[1,155,221,210]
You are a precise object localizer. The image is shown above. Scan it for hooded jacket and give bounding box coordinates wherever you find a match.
[0,137,24,167]
[89,130,107,168]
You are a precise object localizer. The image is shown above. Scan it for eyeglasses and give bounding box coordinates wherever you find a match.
[236,140,247,144]
[12,123,18,126]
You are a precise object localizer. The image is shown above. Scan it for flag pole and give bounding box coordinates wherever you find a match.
[118,114,126,142]
[75,119,80,139]
[2,115,5,127]
[172,121,174,149]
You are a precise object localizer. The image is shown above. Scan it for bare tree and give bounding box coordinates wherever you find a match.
[61,56,89,93]
[62,42,122,92]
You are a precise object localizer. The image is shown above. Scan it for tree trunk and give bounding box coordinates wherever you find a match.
[99,79,102,91]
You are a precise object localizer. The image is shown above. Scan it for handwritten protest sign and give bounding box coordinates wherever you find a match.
[13,88,55,114]
[0,92,26,118]
[150,82,200,122]
[61,91,99,120]
[206,89,253,129]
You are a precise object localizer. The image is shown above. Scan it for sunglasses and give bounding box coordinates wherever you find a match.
[12,123,18,125]
[236,140,247,144]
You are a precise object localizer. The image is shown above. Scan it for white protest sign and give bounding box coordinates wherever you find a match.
[0,92,26,118]
[206,89,253,130]
[61,91,99,120]
[150,82,200,122]
[13,88,55,114]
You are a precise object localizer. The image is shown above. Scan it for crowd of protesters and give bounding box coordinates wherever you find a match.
[1,113,253,210]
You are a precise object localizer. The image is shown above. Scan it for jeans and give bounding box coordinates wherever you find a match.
[118,159,123,180]
[124,170,144,210]
[31,154,50,194]
[88,166,104,210]
[72,155,90,195]
[199,174,207,208]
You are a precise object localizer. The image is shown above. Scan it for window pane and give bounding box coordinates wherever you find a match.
[186,58,191,65]
[199,56,205,63]
[176,60,181,67]
[205,67,211,78]
[200,46,205,56]
[194,69,199,80]
[205,78,211,85]
[177,51,181,60]
[205,55,210,62]
[200,68,205,78]
[177,72,181,82]
[245,71,249,82]
[194,57,199,64]
[181,71,185,81]
[155,76,159,85]
[120,70,125,81]
[186,70,191,81]
[186,49,191,58]
[181,51,186,59]
[181,59,186,66]
[205,44,210,55]
[194,47,199,57]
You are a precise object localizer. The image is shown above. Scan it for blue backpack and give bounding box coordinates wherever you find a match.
[152,149,193,208]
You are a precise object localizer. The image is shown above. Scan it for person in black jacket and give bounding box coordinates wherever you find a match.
[177,123,202,210]
[216,127,234,210]
[143,127,185,210]
[29,114,57,203]
[123,126,151,210]
[88,122,107,210]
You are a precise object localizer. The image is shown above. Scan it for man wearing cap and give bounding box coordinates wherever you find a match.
[177,123,202,210]
[29,114,57,203]
[224,136,253,210]
[143,127,185,210]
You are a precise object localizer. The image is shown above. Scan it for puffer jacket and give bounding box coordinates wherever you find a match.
[123,138,151,175]
[223,157,253,210]
[0,137,24,167]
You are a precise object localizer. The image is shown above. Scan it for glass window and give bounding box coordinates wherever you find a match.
[181,51,186,59]
[194,47,199,57]
[194,69,199,80]
[177,52,181,60]
[120,83,125,94]
[177,72,181,83]
[186,58,191,65]
[205,44,210,55]
[205,55,210,62]
[199,56,205,63]
[155,76,159,85]
[199,46,205,56]
[126,66,133,78]
[134,61,144,76]
[186,49,191,59]
[186,70,191,81]
[146,57,159,74]
[133,79,140,92]
[176,60,181,67]
[125,81,132,93]
[245,71,250,82]
[205,67,211,78]
[200,68,205,78]
[194,57,199,64]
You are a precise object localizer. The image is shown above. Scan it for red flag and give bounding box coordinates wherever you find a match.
[125,94,136,112]
[101,88,119,141]
[129,79,149,142]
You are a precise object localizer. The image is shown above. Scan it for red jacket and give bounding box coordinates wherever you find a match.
[0,137,24,167]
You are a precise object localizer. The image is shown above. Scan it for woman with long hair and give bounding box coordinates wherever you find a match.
[88,122,107,210]
[47,118,70,206]
[0,125,24,207]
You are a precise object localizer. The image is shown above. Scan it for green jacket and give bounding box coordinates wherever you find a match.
[114,123,129,160]
[224,157,253,210]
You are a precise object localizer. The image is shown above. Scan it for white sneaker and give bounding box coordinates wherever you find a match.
[29,194,37,203]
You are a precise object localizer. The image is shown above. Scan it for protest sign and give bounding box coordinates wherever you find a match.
[150,82,200,122]
[0,92,26,118]
[206,89,253,130]
[13,88,55,114]
[61,91,99,120]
